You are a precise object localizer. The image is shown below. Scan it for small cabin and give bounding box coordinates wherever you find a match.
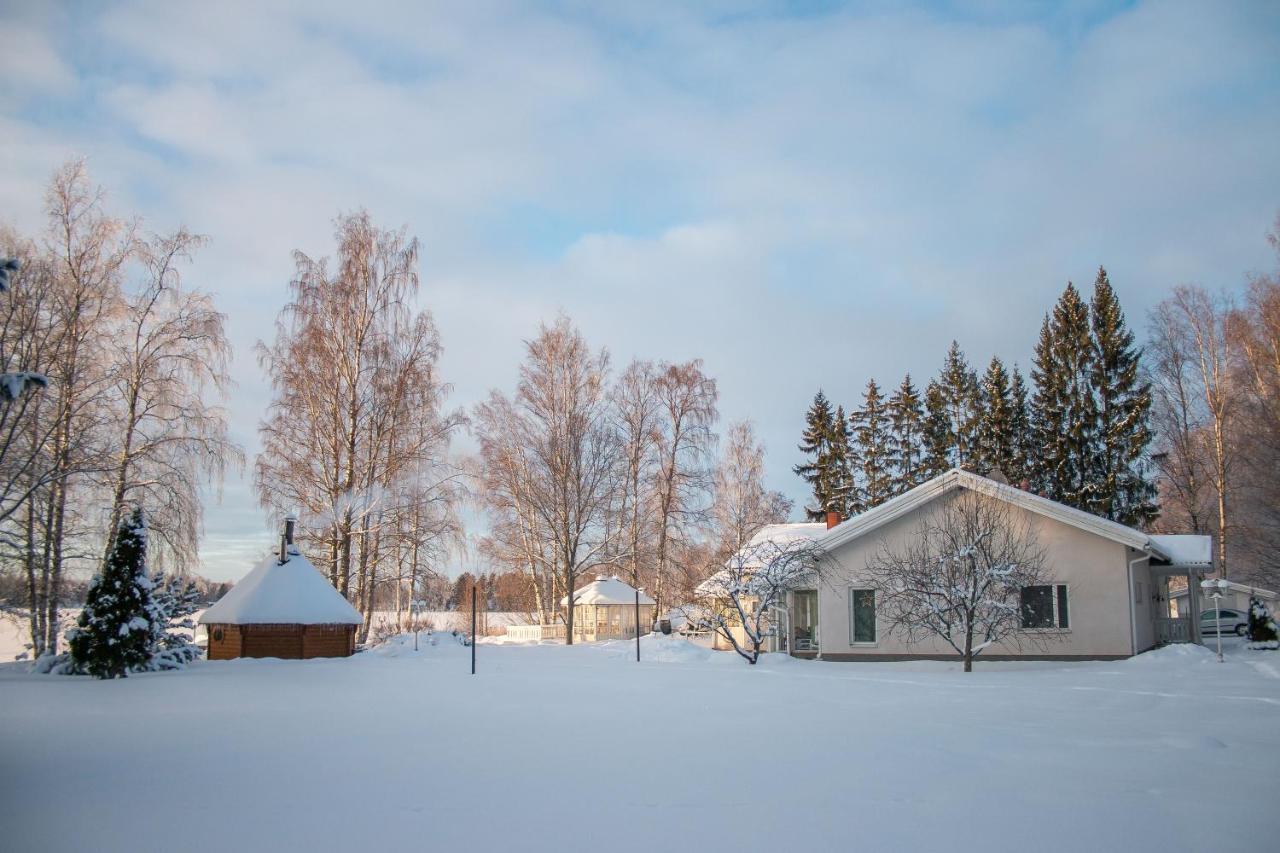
[561,575,656,643]
[198,518,363,660]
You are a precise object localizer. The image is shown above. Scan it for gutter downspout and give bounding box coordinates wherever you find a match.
[1127,552,1151,656]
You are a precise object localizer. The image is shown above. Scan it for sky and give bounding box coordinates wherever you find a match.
[2,0,1278,582]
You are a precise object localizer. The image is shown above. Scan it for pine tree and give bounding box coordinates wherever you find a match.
[975,356,1015,478]
[1090,267,1157,527]
[887,374,926,494]
[794,390,838,521]
[939,341,980,469]
[828,405,860,517]
[852,379,893,508]
[67,508,153,679]
[1031,284,1097,508]
[922,380,953,478]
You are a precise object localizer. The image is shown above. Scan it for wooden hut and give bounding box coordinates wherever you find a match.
[561,575,656,643]
[199,518,362,660]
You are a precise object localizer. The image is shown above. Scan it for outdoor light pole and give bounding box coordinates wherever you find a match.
[635,585,641,662]
[471,584,477,675]
[1201,578,1226,663]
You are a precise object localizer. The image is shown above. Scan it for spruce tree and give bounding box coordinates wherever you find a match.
[1031,284,1097,508]
[939,341,980,469]
[1090,267,1157,526]
[829,405,860,517]
[794,390,838,521]
[68,508,153,679]
[887,374,926,495]
[922,380,953,478]
[852,379,893,508]
[975,356,1015,478]
[1007,365,1032,487]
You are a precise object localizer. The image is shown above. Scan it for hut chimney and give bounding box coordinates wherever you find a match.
[825,510,842,530]
[279,515,297,564]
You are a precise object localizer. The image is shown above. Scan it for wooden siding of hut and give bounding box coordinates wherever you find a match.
[206,624,356,660]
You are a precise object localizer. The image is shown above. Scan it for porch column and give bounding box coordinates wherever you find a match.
[1187,570,1202,644]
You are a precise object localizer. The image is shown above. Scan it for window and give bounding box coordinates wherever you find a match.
[1021,584,1069,629]
[850,588,877,644]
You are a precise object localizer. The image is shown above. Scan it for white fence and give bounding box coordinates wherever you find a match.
[504,624,567,642]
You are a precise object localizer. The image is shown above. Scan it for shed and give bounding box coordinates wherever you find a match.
[561,575,656,642]
[199,519,362,660]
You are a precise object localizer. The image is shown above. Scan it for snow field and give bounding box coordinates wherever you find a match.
[1,636,1277,852]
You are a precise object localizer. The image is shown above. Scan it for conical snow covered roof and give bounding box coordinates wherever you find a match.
[560,575,655,607]
[199,545,362,626]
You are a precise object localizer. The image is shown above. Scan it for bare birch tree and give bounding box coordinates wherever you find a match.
[256,211,464,640]
[473,315,618,643]
[1148,287,1236,576]
[650,360,717,613]
[99,228,241,571]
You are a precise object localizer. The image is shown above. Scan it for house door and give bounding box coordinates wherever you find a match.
[792,590,819,652]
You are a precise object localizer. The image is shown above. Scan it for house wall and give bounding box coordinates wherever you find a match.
[206,624,355,659]
[206,624,242,660]
[816,491,1138,661]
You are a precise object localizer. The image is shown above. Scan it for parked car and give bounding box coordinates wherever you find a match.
[1200,608,1249,636]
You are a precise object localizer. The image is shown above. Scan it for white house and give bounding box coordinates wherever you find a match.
[753,469,1213,661]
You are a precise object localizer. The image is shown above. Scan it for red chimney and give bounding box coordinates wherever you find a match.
[826,510,842,529]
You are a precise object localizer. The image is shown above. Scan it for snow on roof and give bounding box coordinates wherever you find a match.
[1148,535,1214,567]
[733,523,827,568]
[198,546,363,626]
[560,575,655,607]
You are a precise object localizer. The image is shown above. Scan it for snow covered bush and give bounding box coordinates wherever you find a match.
[65,508,155,678]
[1247,596,1278,648]
[864,491,1051,672]
[139,572,203,670]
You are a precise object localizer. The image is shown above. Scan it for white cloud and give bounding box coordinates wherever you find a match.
[2,0,1277,579]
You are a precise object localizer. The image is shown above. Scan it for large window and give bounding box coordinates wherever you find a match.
[1021,584,1069,629]
[850,588,877,644]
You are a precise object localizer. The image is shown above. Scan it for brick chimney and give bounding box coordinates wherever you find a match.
[825,510,842,530]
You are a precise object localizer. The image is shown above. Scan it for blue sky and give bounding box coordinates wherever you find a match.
[2,1,1278,581]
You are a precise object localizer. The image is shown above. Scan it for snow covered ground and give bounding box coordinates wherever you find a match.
[2,635,1278,852]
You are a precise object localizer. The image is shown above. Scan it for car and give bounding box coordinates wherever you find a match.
[1200,608,1249,636]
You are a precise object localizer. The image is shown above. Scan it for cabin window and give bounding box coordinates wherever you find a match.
[212,628,224,641]
[1021,585,1069,629]
[849,588,877,644]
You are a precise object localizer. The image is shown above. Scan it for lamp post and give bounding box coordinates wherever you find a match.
[471,583,477,675]
[1201,578,1228,662]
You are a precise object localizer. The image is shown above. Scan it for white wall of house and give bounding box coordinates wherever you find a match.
[815,490,1140,660]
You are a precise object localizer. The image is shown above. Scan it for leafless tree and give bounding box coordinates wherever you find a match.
[649,360,717,613]
[256,211,465,640]
[863,490,1050,672]
[695,535,823,665]
[473,315,619,642]
[1148,286,1236,576]
[609,359,661,592]
[99,228,241,571]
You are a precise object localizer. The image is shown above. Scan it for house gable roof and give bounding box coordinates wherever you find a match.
[818,469,1207,567]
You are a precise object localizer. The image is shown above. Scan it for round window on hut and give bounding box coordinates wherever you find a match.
[212,628,224,642]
